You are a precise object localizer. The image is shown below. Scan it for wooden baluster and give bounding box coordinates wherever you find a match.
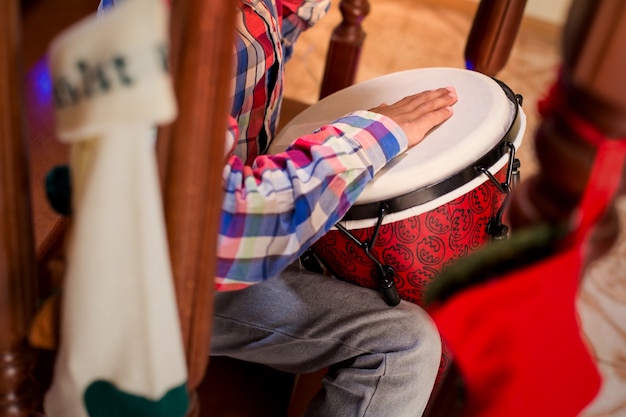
[0,0,40,415]
[156,1,236,414]
[508,0,626,262]
[319,0,370,98]
[464,0,527,76]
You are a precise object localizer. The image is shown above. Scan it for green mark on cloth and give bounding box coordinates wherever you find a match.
[84,380,188,417]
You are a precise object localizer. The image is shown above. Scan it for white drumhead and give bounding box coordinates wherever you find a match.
[272,68,523,206]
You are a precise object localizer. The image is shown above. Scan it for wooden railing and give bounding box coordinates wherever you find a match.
[0,0,40,415]
[156,1,234,411]
[320,0,370,98]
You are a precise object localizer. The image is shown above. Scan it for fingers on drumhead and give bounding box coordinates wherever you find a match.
[421,105,454,125]
[405,86,457,106]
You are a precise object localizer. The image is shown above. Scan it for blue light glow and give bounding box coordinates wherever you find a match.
[30,58,53,103]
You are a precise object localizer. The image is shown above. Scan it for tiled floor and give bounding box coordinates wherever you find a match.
[283,1,626,415]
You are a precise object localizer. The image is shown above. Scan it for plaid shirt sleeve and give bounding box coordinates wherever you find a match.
[217,110,408,291]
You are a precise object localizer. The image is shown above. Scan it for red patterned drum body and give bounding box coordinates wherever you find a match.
[313,168,509,305]
[272,68,526,306]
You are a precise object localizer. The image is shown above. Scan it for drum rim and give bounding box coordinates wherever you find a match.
[342,78,522,222]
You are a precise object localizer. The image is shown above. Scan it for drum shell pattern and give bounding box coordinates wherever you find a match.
[312,166,508,306]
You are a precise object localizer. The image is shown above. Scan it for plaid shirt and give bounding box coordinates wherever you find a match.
[218,0,409,290]
[99,0,409,290]
[231,0,331,163]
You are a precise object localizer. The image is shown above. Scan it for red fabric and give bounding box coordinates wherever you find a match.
[428,79,626,417]
[429,247,599,417]
[280,0,299,14]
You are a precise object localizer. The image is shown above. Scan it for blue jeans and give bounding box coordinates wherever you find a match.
[210,266,441,417]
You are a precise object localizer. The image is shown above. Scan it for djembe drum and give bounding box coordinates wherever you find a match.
[272,68,526,306]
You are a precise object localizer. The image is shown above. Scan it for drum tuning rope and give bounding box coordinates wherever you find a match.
[335,203,401,307]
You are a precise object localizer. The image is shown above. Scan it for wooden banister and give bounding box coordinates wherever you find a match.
[319,0,370,98]
[0,0,40,415]
[156,1,236,411]
[464,0,527,76]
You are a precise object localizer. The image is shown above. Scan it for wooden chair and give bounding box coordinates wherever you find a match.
[2,1,625,417]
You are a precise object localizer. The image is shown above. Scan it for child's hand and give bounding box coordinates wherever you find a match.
[369,86,457,148]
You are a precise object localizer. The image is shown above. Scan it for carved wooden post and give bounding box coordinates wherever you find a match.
[464,0,527,76]
[508,0,626,262]
[319,0,370,98]
[156,1,235,413]
[0,0,40,415]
